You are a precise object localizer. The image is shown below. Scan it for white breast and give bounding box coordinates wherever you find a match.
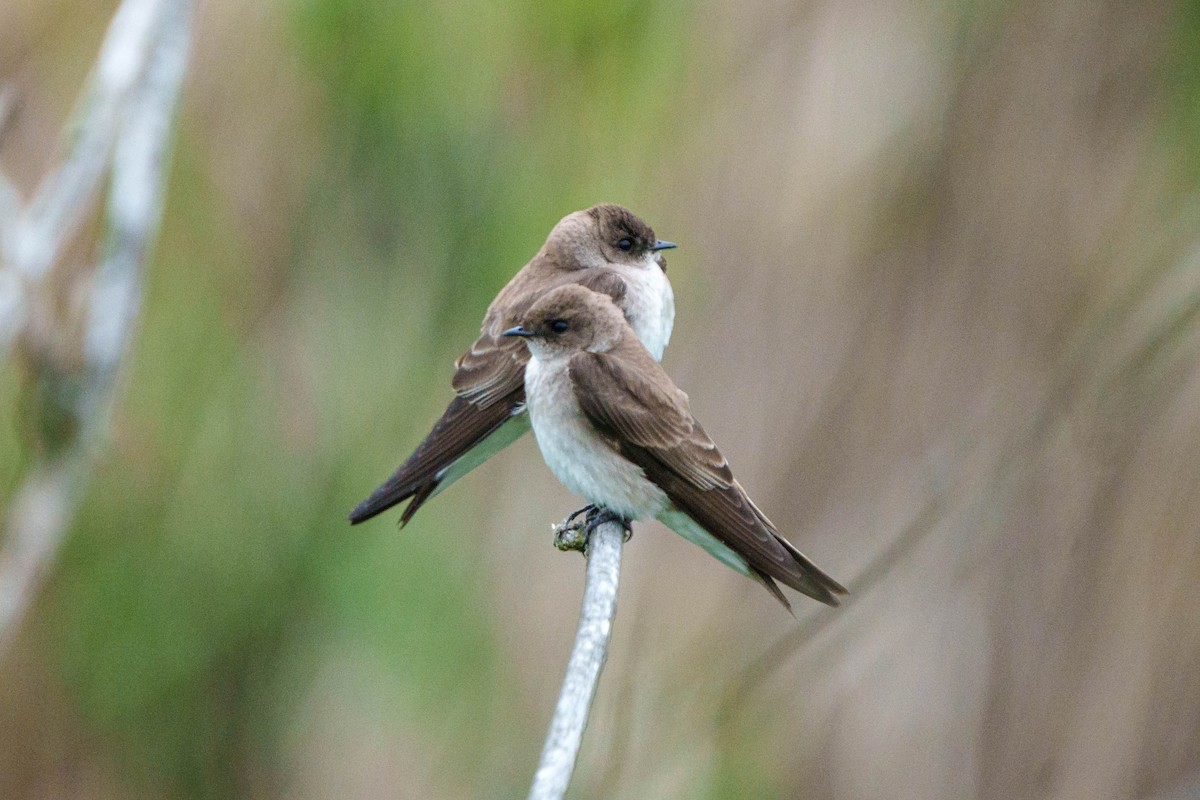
[524,353,669,520]
[611,255,674,361]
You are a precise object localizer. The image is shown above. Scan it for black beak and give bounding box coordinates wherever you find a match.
[649,240,677,252]
[503,325,535,338]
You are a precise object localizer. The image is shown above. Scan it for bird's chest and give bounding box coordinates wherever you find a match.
[524,355,666,519]
[525,357,604,484]
[614,264,674,361]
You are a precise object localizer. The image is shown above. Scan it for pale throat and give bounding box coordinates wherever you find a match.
[609,253,674,361]
[525,339,567,363]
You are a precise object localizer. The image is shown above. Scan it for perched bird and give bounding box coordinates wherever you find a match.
[504,284,846,608]
[350,205,678,526]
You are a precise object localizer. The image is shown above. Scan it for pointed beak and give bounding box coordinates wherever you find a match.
[649,240,677,252]
[503,325,535,338]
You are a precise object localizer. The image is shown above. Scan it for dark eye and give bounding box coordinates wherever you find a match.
[550,319,569,333]
[617,237,633,252]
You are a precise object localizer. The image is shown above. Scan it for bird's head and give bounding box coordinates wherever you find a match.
[503,285,627,355]
[542,204,676,273]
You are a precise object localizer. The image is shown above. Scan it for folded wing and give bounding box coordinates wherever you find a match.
[351,268,633,525]
[568,349,846,608]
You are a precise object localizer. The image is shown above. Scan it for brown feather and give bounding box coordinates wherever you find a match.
[451,334,528,408]
[348,389,520,525]
[351,214,648,525]
[569,340,846,607]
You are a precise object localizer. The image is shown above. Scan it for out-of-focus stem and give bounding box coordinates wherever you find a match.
[0,0,193,655]
[527,519,625,800]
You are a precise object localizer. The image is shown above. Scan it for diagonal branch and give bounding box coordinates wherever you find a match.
[14,0,171,285]
[0,0,193,656]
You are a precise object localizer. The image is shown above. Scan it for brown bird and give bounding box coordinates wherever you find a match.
[503,284,847,608]
[350,205,678,526]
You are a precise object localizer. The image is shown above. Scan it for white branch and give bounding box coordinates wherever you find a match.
[15,0,168,284]
[0,0,192,655]
[83,0,191,425]
[0,87,24,346]
[0,462,75,649]
[528,519,625,800]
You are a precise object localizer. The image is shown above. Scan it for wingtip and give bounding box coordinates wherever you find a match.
[816,588,843,608]
[348,497,377,525]
[756,569,845,611]
[797,575,847,608]
[347,492,400,526]
[820,572,850,602]
[348,475,423,526]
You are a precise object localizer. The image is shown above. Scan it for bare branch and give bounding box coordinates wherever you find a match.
[14,0,170,284]
[0,462,76,652]
[528,519,625,800]
[0,0,193,655]
[0,86,24,347]
[83,0,191,426]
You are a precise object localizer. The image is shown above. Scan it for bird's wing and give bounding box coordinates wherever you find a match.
[450,330,529,408]
[567,350,726,488]
[569,350,846,607]
[348,389,524,525]
[452,267,627,407]
[351,268,634,526]
[351,321,531,526]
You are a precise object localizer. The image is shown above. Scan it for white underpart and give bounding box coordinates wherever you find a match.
[609,253,674,361]
[429,257,673,496]
[524,350,669,520]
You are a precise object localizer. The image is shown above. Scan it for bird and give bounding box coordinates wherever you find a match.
[350,205,678,526]
[503,284,847,609]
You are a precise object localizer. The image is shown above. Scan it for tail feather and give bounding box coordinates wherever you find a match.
[656,504,845,609]
[748,568,794,614]
[775,535,847,603]
[398,481,437,527]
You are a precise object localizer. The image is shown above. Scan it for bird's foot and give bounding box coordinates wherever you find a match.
[552,505,593,553]
[583,507,634,545]
[552,521,588,553]
[561,504,596,529]
[552,506,632,554]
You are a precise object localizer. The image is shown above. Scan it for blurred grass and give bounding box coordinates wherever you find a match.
[3,1,1200,799]
[5,0,699,797]
[291,0,693,328]
[1165,1,1200,187]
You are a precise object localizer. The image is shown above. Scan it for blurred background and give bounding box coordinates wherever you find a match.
[2,0,1200,798]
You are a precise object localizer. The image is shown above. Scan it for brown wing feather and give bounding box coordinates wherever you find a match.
[451,268,628,407]
[573,269,629,309]
[348,388,522,524]
[568,352,729,490]
[352,267,636,526]
[569,347,846,606]
[634,448,846,606]
[451,332,528,408]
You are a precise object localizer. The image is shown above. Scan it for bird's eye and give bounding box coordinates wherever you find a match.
[550,319,569,333]
[617,237,633,252]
